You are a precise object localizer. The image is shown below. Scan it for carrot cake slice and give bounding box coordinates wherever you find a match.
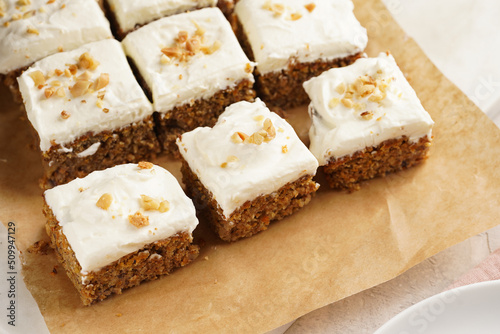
[17,39,159,189]
[303,52,435,191]
[103,0,217,39]
[122,7,256,156]
[44,163,200,305]
[177,99,319,242]
[234,0,367,109]
[0,0,112,102]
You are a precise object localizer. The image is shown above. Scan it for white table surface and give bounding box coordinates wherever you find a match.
[281,1,500,333]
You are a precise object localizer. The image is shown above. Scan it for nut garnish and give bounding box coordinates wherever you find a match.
[56,87,65,97]
[44,87,55,99]
[140,195,160,211]
[227,155,238,163]
[77,71,92,81]
[69,80,91,97]
[78,52,99,70]
[159,200,170,213]
[289,12,302,21]
[245,63,253,73]
[230,131,249,144]
[282,145,288,153]
[232,118,276,146]
[46,0,55,4]
[54,69,63,76]
[328,98,339,108]
[60,110,70,119]
[253,115,264,121]
[262,1,285,17]
[94,73,109,90]
[23,10,35,19]
[177,30,188,43]
[138,161,153,169]
[96,193,112,210]
[50,80,61,87]
[161,26,220,64]
[186,37,201,52]
[305,3,316,12]
[128,212,149,228]
[29,71,45,87]
[18,0,31,6]
[360,111,373,120]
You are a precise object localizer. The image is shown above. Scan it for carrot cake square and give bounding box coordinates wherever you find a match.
[44,162,200,305]
[303,52,435,191]
[0,0,112,102]
[177,99,319,242]
[17,39,160,189]
[122,7,256,155]
[103,0,217,39]
[234,0,367,109]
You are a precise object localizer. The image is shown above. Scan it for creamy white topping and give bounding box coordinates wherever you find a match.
[122,7,254,113]
[17,39,153,152]
[44,163,199,273]
[234,0,367,75]
[107,0,217,33]
[76,142,100,158]
[177,99,319,218]
[0,0,112,74]
[304,53,434,165]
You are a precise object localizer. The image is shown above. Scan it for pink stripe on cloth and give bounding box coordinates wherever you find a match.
[448,248,500,290]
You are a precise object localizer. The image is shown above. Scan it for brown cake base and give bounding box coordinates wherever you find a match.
[43,200,199,306]
[180,158,319,242]
[217,0,236,17]
[154,79,256,156]
[40,116,160,189]
[2,67,26,104]
[324,136,432,191]
[235,18,361,109]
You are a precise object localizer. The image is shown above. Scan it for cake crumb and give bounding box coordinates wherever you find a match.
[96,193,113,210]
[50,265,58,276]
[138,161,153,169]
[128,212,150,228]
[204,256,209,261]
[27,240,50,255]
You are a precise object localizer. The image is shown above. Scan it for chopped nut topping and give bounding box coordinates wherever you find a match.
[160,54,171,64]
[68,64,78,75]
[77,71,92,81]
[54,69,63,76]
[253,115,264,121]
[159,200,170,213]
[186,37,201,52]
[96,99,103,108]
[50,80,61,87]
[220,162,228,168]
[335,83,346,94]
[161,47,181,58]
[60,110,70,119]
[200,40,221,55]
[278,127,285,133]
[29,71,45,87]
[39,6,46,13]
[128,212,149,228]
[328,98,339,108]
[23,10,35,19]
[227,155,238,163]
[140,195,160,211]
[78,52,99,70]
[245,63,253,73]
[262,1,285,17]
[248,132,264,145]
[97,90,106,100]
[341,98,353,108]
[18,0,31,6]
[3,22,10,27]
[94,73,109,90]
[101,108,109,113]
[11,13,22,20]
[96,193,112,210]
[138,161,153,169]
[231,131,249,144]
[63,68,71,77]
[177,30,188,43]
[70,80,91,97]
[46,0,55,4]
[25,25,38,34]
[289,12,302,21]
[56,87,65,97]
[44,87,55,99]
[360,111,373,120]
[305,3,316,12]
[282,145,288,153]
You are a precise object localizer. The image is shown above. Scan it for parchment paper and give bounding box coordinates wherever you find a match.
[1,0,499,332]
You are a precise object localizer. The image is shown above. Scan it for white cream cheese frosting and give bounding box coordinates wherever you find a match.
[44,163,199,273]
[234,0,367,75]
[177,99,319,218]
[304,52,435,165]
[107,0,217,33]
[17,39,154,152]
[122,7,255,113]
[0,0,112,74]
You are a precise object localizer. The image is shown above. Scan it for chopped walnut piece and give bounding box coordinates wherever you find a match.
[231,131,249,144]
[161,47,181,58]
[50,80,61,87]
[77,71,92,81]
[70,80,91,97]
[63,69,71,77]
[128,212,149,228]
[305,3,316,12]
[263,1,284,17]
[97,90,106,100]
[282,145,288,153]
[263,118,276,140]
[96,193,113,210]
[227,155,238,163]
[138,161,153,170]
[368,93,385,103]
[186,37,201,52]
[46,0,55,3]
[335,83,346,94]
[96,99,103,108]
[78,52,99,70]
[220,162,228,168]
[289,13,302,21]
[11,13,22,20]
[159,200,170,213]
[23,10,35,19]
[253,115,264,121]
[201,40,221,55]
[94,73,109,90]
[54,69,63,76]
[29,71,45,87]
[249,132,264,145]
[18,0,31,6]
[141,195,160,211]
[160,54,171,64]
[56,87,65,97]
[60,110,70,119]
[177,30,188,43]
[341,98,353,108]
[68,64,78,75]
[329,98,340,108]
[360,111,373,120]
[44,87,55,99]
